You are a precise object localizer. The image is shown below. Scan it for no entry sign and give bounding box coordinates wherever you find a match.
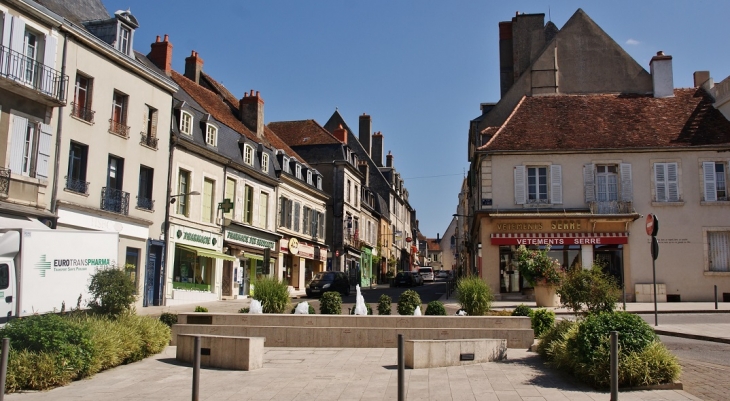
[646,214,658,237]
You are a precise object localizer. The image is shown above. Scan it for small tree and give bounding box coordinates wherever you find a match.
[456,276,493,316]
[319,291,342,314]
[377,294,392,315]
[252,276,290,314]
[87,267,136,317]
[425,301,446,316]
[397,290,421,315]
[557,264,621,316]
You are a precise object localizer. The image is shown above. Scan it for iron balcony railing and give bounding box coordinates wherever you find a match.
[136,196,154,211]
[589,200,633,214]
[65,176,89,195]
[108,119,130,138]
[0,168,9,197]
[101,187,129,215]
[139,131,158,149]
[71,102,95,123]
[0,44,68,103]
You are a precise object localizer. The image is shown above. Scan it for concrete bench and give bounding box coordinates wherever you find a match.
[405,339,507,369]
[176,334,265,371]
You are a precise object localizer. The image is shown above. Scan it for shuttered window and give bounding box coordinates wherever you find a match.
[243,185,253,224]
[259,192,268,229]
[515,165,561,205]
[708,231,730,272]
[293,202,301,232]
[654,163,679,202]
[202,178,214,223]
[224,178,235,219]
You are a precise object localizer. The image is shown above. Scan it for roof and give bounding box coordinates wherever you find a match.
[480,88,730,152]
[268,120,342,146]
[35,0,110,24]
[427,239,441,252]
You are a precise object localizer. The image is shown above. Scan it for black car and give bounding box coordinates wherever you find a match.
[306,271,351,297]
[393,271,423,287]
[410,271,424,286]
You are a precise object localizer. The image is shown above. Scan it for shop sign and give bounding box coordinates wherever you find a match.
[288,238,300,255]
[225,230,275,249]
[173,225,220,249]
[495,220,583,231]
[491,232,627,245]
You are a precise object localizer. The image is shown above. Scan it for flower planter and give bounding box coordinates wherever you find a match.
[534,283,560,307]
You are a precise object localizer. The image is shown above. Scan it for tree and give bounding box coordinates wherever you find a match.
[557,263,621,316]
[87,266,136,317]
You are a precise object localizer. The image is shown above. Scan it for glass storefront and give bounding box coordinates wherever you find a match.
[173,246,214,292]
[245,254,273,297]
[499,244,582,293]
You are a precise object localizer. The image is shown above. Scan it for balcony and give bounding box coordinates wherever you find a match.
[65,176,89,195]
[589,200,634,214]
[139,132,158,149]
[0,168,9,197]
[136,196,154,211]
[0,45,68,105]
[343,230,363,249]
[108,119,130,138]
[70,102,95,123]
[101,187,129,215]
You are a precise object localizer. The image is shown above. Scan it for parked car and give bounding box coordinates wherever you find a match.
[418,267,434,282]
[410,271,424,286]
[306,271,350,297]
[436,270,449,279]
[393,272,414,287]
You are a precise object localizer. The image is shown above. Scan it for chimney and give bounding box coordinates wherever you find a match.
[239,90,264,139]
[358,161,369,186]
[359,113,372,156]
[500,13,546,98]
[693,71,711,88]
[332,125,347,144]
[372,131,383,167]
[386,151,393,168]
[148,34,172,75]
[650,51,674,98]
[436,233,440,241]
[184,50,204,84]
[498,21,514,98]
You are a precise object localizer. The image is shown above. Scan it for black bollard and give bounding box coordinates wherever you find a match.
[398,334,404,401]
[0,338,8,401]
[192,336,200,401]
[715,285,719,310]
[610,331,618,401]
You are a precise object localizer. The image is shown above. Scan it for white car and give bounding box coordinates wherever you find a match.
[418,267,435,282]
[436,270,449,279]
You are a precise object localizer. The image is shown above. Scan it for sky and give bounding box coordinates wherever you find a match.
[102,0,730,239]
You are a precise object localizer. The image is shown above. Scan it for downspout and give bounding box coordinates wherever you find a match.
[49,31,68,220]
[162,122,178,306]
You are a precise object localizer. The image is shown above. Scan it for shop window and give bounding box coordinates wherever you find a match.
[173,247,214,292]
[594,244,624,284]
[125,247,139,293]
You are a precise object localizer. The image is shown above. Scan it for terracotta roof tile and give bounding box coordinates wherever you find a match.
[427,239,441,252]
[268,120,341,146]
[481,88,730,152]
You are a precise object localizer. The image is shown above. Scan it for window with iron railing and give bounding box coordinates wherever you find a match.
[71,73,94,122]
[109,91,129,137]
[101,187,129,215]
[0,168,10,197]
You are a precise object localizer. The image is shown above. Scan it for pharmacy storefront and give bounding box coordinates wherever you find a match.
[279,237,327,290]
[166,224,235,306]
[224,224,280,297]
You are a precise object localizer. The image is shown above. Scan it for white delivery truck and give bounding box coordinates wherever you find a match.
[0,227,119,323]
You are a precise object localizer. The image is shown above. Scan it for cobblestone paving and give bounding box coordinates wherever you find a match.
[678,359,730,401]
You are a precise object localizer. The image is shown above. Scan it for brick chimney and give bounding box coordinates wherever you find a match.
[239,90,264,139]
[372,131,383,167]
[386,151,393,168]
[358,161,369,187]
[332,125,347,144]
[184,50,203,84]
[650,51,674,98]
[148,34,172,75]
[359,113,371,156]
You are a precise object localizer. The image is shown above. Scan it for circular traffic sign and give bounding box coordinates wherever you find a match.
[646,214,659,237]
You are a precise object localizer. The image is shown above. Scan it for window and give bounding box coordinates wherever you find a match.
[102,155,126,214]
[293,202,301,232]
[23,30,38,83]
[66,141,88,193]
[259,192,269,229]
[514,165,562,205]
[244,144,254,165]
[708,231,730,272]
[302,205,310,235]
[310,209,318,237]
[110,91,129,136]
[307,170,312,185]
[295,164,302,179]
[73,73,94,122]
[125,247,140,293]
[279,196,292,229]
[202,178,215,223]
[180,111,192,135]
[583,163,632,207]
[137,166,154,210]
[527,167,548,203]
[282,157,290,173]
[346,180,351,203]
[145,106,158,138]
[261,153,269,174]
[0,264,9,291]
[206,124,217,147]
[654,162,679,202]
[596,165,618,202]
[177,169,190,216]
[118,25,131,54]
[317,211,325,239]
[317,176,322,190]
[243,185,253,224]
[224,177,236,219]
[703,162,728,202]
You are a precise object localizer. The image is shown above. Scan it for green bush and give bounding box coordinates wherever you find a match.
[511,304,533,317]
[530,308,555,337]
[536,319,576,359]
[238,307,249,313]
[349,303,373,315]
[377,294,392,315]
[252,276,291,313]
[194,306,208,312]
[5,349,76,392]
[425,301,446,316]
[557,264,621,316]
[159,312,178,327]
[568,312,657,367]
[291,302,316,314]
[455,276,493,316]
[87,267,136,317]
[319,291,342,314]
[397,290,422,315]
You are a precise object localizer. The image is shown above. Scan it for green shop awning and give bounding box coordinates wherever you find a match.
[177,244,237,261]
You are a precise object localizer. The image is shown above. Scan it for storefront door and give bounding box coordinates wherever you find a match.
[222,261,232,296]
[499,248,521,293]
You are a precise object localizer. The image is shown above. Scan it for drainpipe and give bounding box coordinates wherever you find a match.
[49,31,68,220]
[162,126,178,306]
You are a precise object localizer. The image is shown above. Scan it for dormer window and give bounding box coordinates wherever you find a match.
[283,157,290,173]
[180,111,192,135]
[205,123,217,147]
[119,25,131,54]
[307,170,313,185]
[353,154,358,166]
[262,153,269,173]
[244,144,254,166]
[317,176,322,190]
[295,164,302,179]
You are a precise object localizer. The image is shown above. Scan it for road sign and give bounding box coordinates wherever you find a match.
[651,236,659,260]
[646,214,659,236]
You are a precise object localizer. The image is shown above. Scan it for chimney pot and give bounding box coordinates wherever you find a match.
[155,35,160,42]
[240,90,265,139]
[184,50,204,83]
[163,34,169,42]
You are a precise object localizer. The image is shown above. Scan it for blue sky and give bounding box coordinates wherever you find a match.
[102,0,730,238]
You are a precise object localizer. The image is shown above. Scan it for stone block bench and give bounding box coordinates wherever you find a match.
[405,339,507,369]
[176,334,264,371]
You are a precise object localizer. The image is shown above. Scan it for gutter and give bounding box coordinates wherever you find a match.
[49,31,68,220]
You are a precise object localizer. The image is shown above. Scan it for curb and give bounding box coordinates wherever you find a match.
[653,329,730,345]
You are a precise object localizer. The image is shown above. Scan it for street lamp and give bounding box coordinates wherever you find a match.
[169,190,200,204]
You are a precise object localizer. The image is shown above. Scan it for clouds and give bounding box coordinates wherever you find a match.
[626,39,640,45]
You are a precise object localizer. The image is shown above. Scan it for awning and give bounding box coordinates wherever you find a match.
[491,232,628,246]
[177,244,237,261]
[0,213,51,230]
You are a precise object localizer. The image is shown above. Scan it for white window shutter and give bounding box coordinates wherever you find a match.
[620,163,633,202]
[655,163,667,202]
[35,123,52,180]
[42,33,57,95]
[8,114,28,174]
[10,16,25,54]
[583,164,595,202]
[2,14,12,49]
[550,164,562,204]
[703,161,717,202]
[667,162,679,202]
[514,166,526,205]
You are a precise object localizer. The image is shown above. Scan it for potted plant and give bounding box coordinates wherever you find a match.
[515,245,564,307]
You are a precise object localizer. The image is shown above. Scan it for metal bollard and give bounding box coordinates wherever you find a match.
[398,334,404,401]
[610,331,618,401]
[0,338,9,401]
[192,336,201,401]
[715,285,719,310]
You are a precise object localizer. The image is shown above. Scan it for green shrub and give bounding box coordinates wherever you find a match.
[557,264,621,316]
[511,304,533,317]
[349,303,373,315]
[116,314,170,362]
[536,319,576,359]
[619,341,681,387]
[319,291,342,314]
[397,290,422,315]
[425,301,446,316]
[455,276,493,316]
[5,349,76,392]
[159,312,178,327]
[252,276,291,313]
[87,267,136,317]
[568,312,657,367]
[530,308,555,337]
[377,294,392,315]
[291,302,316,314]
[194,306,208,312]
[238,307,249,313]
